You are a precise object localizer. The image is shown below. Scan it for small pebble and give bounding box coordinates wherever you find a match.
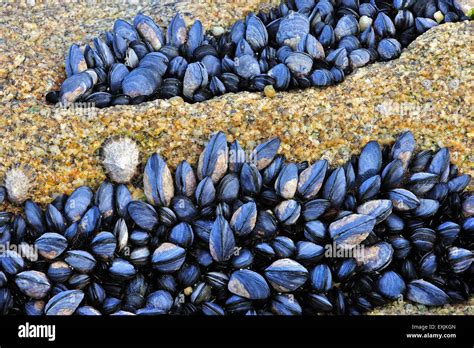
[212,26,225,36]
[434,11,444,23]
[264,85,276,98]
[359,16,373,32]
[169,96,184,106]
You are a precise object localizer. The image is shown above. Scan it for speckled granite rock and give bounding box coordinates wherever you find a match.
[0,1,472,315]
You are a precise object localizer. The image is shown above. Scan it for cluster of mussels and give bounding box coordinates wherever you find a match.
[46,0,468,107]
[0,131,472,315]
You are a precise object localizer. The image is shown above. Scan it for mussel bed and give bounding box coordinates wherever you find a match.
[0,130,472,315]
[46,0,470,107]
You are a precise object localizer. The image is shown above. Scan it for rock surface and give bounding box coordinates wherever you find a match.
[0,1,472,315]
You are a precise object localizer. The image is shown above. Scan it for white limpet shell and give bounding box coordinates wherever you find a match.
[102,137,140,184]
[4,166,33,205]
